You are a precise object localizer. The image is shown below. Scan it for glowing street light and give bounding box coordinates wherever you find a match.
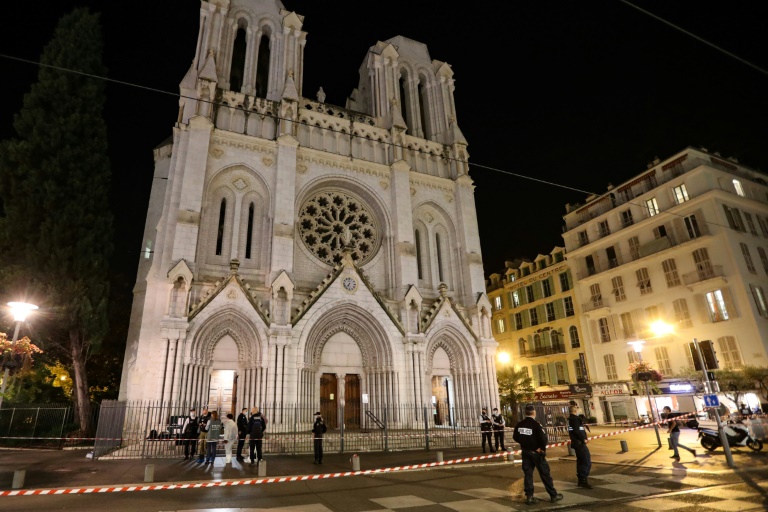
[0,301,38,408]
[497,351,511,365]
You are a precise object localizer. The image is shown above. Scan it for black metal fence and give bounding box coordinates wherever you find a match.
[0,402,99,449]
[91,400,570,459]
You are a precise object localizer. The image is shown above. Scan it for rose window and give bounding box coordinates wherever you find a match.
[299,192,378,265]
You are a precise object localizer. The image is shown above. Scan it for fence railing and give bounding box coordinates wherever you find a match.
[89,400,570,459]
[0,402,99,449]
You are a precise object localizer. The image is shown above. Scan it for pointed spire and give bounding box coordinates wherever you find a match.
[199,49,218,82]
[282,68,299,101]
[446,114,466,144]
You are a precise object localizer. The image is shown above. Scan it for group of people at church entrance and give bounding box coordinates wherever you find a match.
[180,406,267,464]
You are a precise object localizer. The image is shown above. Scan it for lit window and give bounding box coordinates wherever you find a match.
[750,284,768,317]
[604,354,618,380]
[512,290,520,307]
[628,350,641,365]
[673,184,689,204]
[733,179,745,197]
[144,240,153,259]
[496,318,506,333]
[646,197,660,217]
[705,289,730,322]
[494,296,503,310]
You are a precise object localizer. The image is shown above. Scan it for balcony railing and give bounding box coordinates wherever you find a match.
[682,265,724,285]
[520,343,567,358]
[582,297,606,313]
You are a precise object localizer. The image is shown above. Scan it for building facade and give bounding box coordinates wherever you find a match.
[119,0,499,427]
[487,248,591,415]
[563,147,768,422]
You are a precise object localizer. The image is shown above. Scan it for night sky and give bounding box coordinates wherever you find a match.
[2,1,767,290]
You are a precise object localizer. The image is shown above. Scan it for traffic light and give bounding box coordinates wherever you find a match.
[689,340,719,370]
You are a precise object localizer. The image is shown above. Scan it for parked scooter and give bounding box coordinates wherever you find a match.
[698,420,763,452]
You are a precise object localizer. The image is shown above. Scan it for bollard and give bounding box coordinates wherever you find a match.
[351,453,360,471]
[258,459,267,477]
[567,442,575,456]
[144,464,155,483]
[436,451,443,463]
[620,440,628,453]
[12,470,25,489]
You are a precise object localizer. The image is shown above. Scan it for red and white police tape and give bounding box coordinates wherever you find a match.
[0,412,696,497]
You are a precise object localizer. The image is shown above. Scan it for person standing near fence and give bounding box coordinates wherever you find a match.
[236,407,248,462]
[480,407,495,453]
[312,411,327,464]
[196,406,211,462]
[491,407,508,451]
[222,413,238,464]
[513,404,563,505]
[205,411,223,464]
[248,408,267,464]
[568,405,592,489]
[181,408,199,460]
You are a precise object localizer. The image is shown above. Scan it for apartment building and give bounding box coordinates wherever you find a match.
[563,147,768,423]
[487,248,591,413]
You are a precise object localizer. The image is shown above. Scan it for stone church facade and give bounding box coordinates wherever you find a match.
[119,0,499,428]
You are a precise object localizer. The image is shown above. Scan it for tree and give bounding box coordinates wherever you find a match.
[716,366,768,407]
[497,366,535,424]
[0,7,112,435]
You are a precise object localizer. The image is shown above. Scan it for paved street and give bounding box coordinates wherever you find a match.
[1,425,766,511]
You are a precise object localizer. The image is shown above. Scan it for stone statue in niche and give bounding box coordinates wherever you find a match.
[316,87,326,103]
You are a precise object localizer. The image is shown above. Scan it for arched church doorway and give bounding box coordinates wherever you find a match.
[208,370,236,416]
[320,373,337,428]
[430,346,454,426]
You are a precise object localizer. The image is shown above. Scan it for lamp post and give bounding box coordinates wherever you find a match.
[0,302,38,409]
[628,340,662,447]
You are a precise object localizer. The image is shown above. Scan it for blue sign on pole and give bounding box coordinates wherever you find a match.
[703,394,720,407]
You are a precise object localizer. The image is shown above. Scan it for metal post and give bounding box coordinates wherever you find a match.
[693,337,734,468]
[30,407,40,448]
[637,351,661,447]
[424,404,430,450]
[0,322,22,409]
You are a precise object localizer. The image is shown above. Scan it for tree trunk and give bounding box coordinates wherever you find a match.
[70,331,93,435]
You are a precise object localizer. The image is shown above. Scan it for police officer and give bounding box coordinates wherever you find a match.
[491,407,507,451]
[479,407,495,453]
[236,407,248,462]
[568,404,592,488]
[513,404,563,505]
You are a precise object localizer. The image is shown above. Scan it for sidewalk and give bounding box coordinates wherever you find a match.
[1,424,765,492]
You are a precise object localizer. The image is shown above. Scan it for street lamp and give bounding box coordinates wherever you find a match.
[497,351,511,365]
[628,339,662,447]
[0,301,38,409]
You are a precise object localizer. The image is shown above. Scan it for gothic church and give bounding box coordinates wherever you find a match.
[119,0,499,428]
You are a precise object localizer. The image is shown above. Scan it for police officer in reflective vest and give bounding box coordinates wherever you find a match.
[568,404,592,488]
[513,404,563,505]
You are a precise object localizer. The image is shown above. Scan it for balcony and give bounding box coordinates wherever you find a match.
[683,265,725,286]
[638,234,676,258]
[582,296,606,313]
[520,343,567,358]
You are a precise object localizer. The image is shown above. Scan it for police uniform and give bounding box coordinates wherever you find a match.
[491,409,507,451]
[513,414,560,502]
[568,412,592,488]
[479,409,495,453]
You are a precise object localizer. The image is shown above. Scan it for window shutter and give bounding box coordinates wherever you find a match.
[694,294,711,323]
[547,362,558,385]
[561,361,571,384]
[509,314,516,332]
[554,299,565,319]
[519,288,527,306]
[608,314,620,341]
[532,365,540,387]
[537,305,546,323]
[722,287,738,319]
[533,282,543,301]
[672,216,686,241]
[522,311,530,328]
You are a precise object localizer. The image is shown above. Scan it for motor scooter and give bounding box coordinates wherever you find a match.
[698,421,763,452]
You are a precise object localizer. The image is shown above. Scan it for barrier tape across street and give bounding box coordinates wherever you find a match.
[0,413,697,497]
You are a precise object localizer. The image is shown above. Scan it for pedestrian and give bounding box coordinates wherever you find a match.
[180,408,199,460]
[204,411,223,464]
[663,406,696,459]
[248,408,267,464]
[236,407,248,462]
[480,407,495,453]
[512,404,563,505]
[568,405,592,489]
[491,407,507,451]
[196,406,212,462]
[222,413,238,464]
[312,411,327,464]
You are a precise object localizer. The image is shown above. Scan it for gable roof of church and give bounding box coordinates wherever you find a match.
[187,260,270,324]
